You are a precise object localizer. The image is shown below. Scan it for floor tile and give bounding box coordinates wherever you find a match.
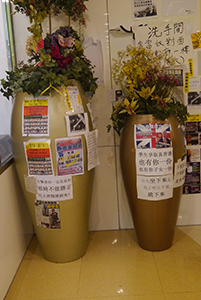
[164,292,201,299]
[24,235,43,259]
[5,258,81,300]
[5,227,201,300]
[179,226,201,246]
[154,248,201,293]
[78,240,163,298]
[171,227,201,251]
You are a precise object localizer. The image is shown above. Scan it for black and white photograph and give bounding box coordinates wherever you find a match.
[134,0,157,18]
[188,91,201,105]
[66,112,89,136]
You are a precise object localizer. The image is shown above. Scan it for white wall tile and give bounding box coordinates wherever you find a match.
[89,146,119,231]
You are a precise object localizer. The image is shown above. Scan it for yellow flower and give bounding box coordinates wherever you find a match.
[137,86,155,99]
[119,98,139,115]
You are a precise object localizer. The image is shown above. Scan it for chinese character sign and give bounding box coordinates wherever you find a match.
[137,174,173,200]
[36,175,73,201]
[136,148,173,176]
[135,20,194,68]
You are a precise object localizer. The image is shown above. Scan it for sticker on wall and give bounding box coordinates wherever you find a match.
[136,148,173,176]
[134,123,171,149]
[35,200,61,229]
[191,31,201,49]
[173,157,186,188]
[85,129,100,171]
[24,139,54,176]
[63,86,84,113]
[66,113,89,136]
[36,175,73,201]
[137,174,173,200]
[22,98,49,136]
[55,136,84,176]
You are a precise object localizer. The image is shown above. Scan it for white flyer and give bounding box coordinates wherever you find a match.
[136,148,173,176]
[173,158,186,188]
[85,129,100,171]
[137,174,173,200]
[36,175,73,201]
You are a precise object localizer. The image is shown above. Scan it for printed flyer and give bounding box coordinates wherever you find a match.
[24,140,54,176]
[35,200,61,229]
[55,136,84,176]
[23,98,49,136]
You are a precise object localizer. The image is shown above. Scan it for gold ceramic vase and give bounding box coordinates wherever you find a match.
[11,80,94,262]
[120,114,185,251]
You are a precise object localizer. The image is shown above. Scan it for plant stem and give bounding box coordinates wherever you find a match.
[48,0,51,34]
[68,16,71,27]
[49,10,52,34]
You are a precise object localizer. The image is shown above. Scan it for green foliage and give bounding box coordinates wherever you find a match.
[1,26,98,99]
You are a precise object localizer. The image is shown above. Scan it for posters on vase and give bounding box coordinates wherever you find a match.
[55,136,84,176]
[22,98,49,136]
[35,200,61,229]
[134,123,174,200]
[24,139,54,176]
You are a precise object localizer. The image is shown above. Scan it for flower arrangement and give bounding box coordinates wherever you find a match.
[108,45,188,135]
[1,0,98,99]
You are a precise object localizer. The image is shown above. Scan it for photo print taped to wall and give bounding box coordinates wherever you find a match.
[133,0,157,19]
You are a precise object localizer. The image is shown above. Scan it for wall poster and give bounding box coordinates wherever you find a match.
[183,114,201,194]
[134,121,174,200]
